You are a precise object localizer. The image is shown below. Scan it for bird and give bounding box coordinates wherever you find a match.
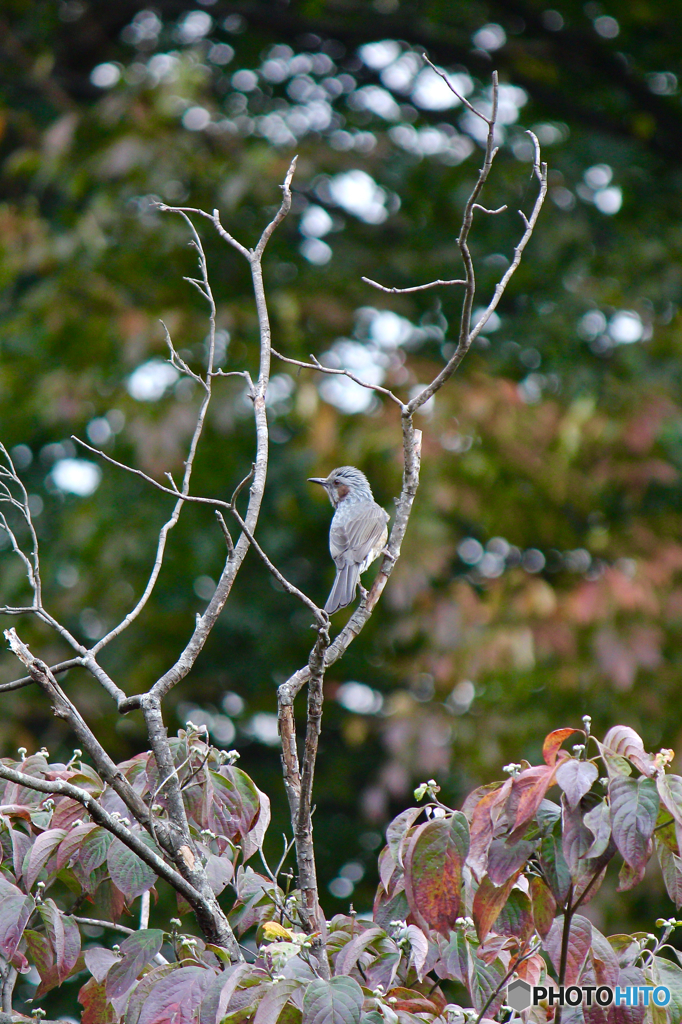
[308,466,390,615]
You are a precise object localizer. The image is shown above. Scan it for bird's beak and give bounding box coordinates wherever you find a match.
[307,477,327,486]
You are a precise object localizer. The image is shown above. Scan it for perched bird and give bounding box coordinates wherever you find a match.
[308,466,390,614]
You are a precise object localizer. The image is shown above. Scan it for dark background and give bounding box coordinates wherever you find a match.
[2,0,682,1014]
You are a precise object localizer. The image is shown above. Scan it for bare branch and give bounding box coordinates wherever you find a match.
[161,320,206,388]
[0,657,80,692]
[362,276,467,295]
[215,511,235,558]
[271,348,403,407]
[254,155,298,257]
[406,81,547,415]
[422,53,491,122]
[472,203,508,214]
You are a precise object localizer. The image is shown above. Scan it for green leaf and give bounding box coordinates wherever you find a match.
[302,976,364,1024]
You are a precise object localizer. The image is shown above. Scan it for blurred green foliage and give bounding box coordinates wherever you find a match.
[3,0,682,1011]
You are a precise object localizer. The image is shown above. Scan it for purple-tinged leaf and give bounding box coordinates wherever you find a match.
[24,929,58,996]
[562,798,595,877]
[123,963,184,1024]
[616,849,650,891]
[468,953,507,1016]
[609,776,659,871]
[335,926,384,976]
[610,966,646,1024]
[60,915,81,981]
[538,830,571,904]
[138,965,213,1024]
[608,936,641,969]
[372,883,408,932]
[0,873,33,959]
[252,979,302,1024]
[203,767,261,844]
[467,780,513,877]
[204,853,234,896]
[107,833,159,901]
[405,925,429,981]
[56,821,97,873]
[386,806,423,866]
[10,827,31,880]
[241,786,271,861]
[583,801,612,859]
[472,873,519,942]
[601,726,655,777]
[656,836,682,908]
[105,928,164,999]
[38,899,65,975]
[85,946,120,983]
[377,845,396,892]
[25,828,67,891]
[589,926,620,987]
[657,774,682,826]
[543,914,592,984]
[302,976,364,1024]
[529,876,556,938]
[493,888,533,942]
[556,760,598,810]
[434,930,469,985]
[508,764,561,841]
[487,838,536,886]
[404,812,469,935]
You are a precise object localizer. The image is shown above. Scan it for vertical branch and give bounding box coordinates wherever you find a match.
[554,883,574,1024]
[293,626,330,974]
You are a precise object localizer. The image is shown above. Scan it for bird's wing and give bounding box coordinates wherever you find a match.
[330,501,389,567]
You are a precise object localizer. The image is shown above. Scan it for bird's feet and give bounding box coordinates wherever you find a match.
[380,546,396,563]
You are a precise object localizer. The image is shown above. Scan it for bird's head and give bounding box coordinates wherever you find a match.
[308,466,373,508]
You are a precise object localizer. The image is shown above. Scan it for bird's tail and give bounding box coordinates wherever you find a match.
[325,563,360,614]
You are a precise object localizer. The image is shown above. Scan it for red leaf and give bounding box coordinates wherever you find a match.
[472,872,519,941]
[78,976,119,1024]
[543,729,581,766]
[529,876,556,938]
[404,813,469,935]
[543,914,592,984]
[508,764,560,839]
[467,779,512,877]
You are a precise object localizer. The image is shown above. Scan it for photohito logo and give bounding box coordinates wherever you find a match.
[506,979,671,1012]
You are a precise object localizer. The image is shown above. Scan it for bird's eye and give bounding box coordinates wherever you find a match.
[333,479,340,485]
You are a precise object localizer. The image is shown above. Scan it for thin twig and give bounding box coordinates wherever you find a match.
[422,54,490,122]
[361,276,466,295]
[271,348,403,407]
